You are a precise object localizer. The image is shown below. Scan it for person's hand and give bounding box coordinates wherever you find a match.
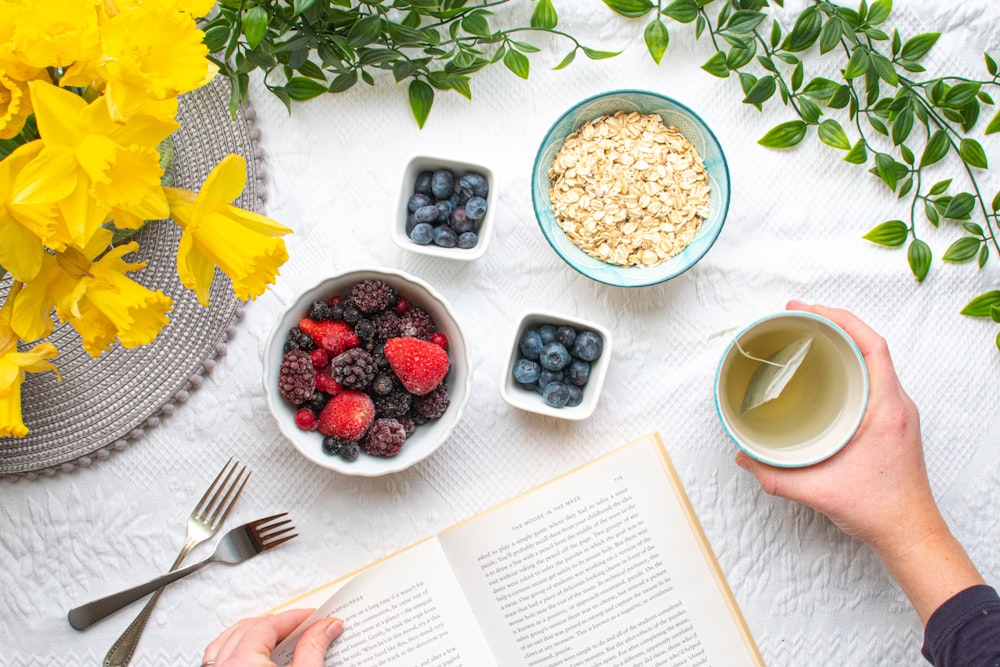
[202,608,343,667]
[735,300,983,623]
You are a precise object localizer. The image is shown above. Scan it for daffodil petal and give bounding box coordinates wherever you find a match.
[197,154,247,211]
[27,80,86,147]
[224,206,294,237]
[0,215,44,281]
[12,145,80,204]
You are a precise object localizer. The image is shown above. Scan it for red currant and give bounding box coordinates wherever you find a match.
[294,408,317,430]
[430,332,448,350]
[393,296,410,314]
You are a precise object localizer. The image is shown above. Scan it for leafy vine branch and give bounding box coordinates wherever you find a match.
[604,0,1000,352]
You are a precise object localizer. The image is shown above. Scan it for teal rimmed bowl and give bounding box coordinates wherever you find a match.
[531,90,731,287]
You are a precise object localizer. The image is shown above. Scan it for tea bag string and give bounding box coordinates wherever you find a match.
[733,337,787,368]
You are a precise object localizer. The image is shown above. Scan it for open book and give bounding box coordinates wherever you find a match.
[271,433,763,666]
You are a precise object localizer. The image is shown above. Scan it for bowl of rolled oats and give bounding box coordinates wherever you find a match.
[531,90,730,287]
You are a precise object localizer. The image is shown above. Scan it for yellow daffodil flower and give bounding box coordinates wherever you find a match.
[10,81,177,248]
[164,155,292,306]
[9,0,101,70]
[0,283,60,438]
[0,71,33,140]
[98,2,216,121]
[0,141,47,282]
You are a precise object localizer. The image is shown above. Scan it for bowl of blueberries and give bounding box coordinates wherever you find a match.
[500,310,612,420]
[392,154,496,261]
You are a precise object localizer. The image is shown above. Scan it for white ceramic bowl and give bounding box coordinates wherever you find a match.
[263,268,471,475]
[391,154,496,261]
[500,310,612,420]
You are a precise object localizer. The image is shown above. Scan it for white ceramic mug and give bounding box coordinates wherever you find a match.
[714,311,869,467]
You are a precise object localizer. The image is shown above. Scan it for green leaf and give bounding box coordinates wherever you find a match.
[964,222,984,236]
[943,192,976,219]
[292,0,316,15]
[327,71,358,94]
[993,190,1000,212]
[830,84,852,109]
[960,291,1000,317]
[925,201,940,226]
[900,32,939,61]
[758,120,808,148]
[871,53,898,85]
[770,19,782,48]
[819,16,842,54]
[701,51,730,78]
[644,19,670,64]
[818,119,851,149]
[907,239,932,283]
[874,152,899,190]
[867,0,892,25]
[242,6,268,49]
[581,47,621,60]
[461,11,492,37]
[844,47,870,79]
[863,220,908,246]
[981,246,991,269]
[987,52,999,76]
[891,107,913,145]
[285,76,328,101]
[663,0,699,23]
[959,138,988,168]
[347,15,381,47]
[943,82,981,108]
[797,96,822,123]
[928,179,952,196]
[531,0,558,29]
[602,0,654,18]
[503,48,530,79]
[782,6,822,52]
[801,77,840,101]
[919,129,949,167]
[408,79,434,128]
[743,75,776,105]
[204,26,231,54]
[738,72,758,95]
[727,10,766,34]
[943,237,982,262]
[844,139,868,164]
[552,49,577,70]
[984,110,1000,135]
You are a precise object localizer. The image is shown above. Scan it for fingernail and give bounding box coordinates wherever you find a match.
[325,618,344,639]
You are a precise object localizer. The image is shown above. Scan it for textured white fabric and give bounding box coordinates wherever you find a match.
[2,2,999,665]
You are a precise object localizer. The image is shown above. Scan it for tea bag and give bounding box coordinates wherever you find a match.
[740,336,813,414]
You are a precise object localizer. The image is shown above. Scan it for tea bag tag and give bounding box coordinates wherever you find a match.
[740,336,813,414]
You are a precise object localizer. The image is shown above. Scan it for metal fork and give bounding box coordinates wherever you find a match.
[69,513,296,631]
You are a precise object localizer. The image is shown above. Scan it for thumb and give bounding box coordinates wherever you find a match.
[291,617,343,667]
[735,452,786,498]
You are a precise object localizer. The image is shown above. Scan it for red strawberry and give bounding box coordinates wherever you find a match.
[318,390,375,441]
[298,318,359,356]
[384,337,450,396]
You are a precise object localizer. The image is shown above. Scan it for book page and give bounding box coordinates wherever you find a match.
[270,538,497,666]
[437,433,762,666]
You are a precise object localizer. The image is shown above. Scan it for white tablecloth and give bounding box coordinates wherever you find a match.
[3,2,999,665]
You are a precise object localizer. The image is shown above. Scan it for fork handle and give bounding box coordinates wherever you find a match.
[68,557,213,631]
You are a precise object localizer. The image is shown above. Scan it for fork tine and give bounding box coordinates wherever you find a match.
[261,533,298,551]
[248,513,298,549]
[206,465,250,529]
[193,457,235,516]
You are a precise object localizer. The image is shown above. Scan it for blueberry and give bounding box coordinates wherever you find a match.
[433,225,457,248]
[449,191,466,208]
[543,382,571,408]
[512,358,541,385]
[572,330,604,361]
[565,385,584,407]
[568,358,590,386]
[459,172,489,198]
[539,342,571,371]
[405,213,418,234]
[414,171,434,197]
[539,325,557,344]
[554,326,577,347]
[538,369,564,388]
[457,232,478,249]
[407,193,432,212]
[410,222,434,245]
[414,204,439,224]
[450,207,474,233]
[431,169,455,199]
[519,330,543,360]
[435,200,453,223]
[465,196,488,221]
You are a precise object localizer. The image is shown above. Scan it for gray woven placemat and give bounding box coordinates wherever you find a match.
[0,76,266,479]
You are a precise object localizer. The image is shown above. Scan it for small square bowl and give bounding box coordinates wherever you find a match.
[263,267,471,476]
[500,310,613,420]
[391,154,496,261]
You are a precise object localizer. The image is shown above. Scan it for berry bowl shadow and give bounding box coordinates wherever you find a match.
[263,267,471,476]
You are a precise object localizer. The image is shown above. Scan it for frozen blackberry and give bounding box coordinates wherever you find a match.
[322,435,348,456]
[330,348,377,390]
[355,319,376,343]
[342,302,362,325]
[305,391,331,414]
[398,415,415,438]
[351,280,399,314]
[374,390,411,419]
[309,300,333,321]
[278,349,316,404]
[413,385,450,419]
[285,326,314,352]
[363,418,406,458]
[372,311,401,342]
[399,307,436,340]
[339,441,361,462]
[372,374,396,396]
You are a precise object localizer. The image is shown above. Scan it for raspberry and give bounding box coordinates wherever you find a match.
[310,348,329,368]
[413,385,450,419]
[278,349,315,404]
[393,296,410,315]
[330,348,377,390]
[430,332,448,350]
[351,280,398,314]
[398,307,436,340]
[363,418,406,457]
[294,408,317,430]
[374,390,411,419]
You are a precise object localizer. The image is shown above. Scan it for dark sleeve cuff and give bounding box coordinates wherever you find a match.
[922,584,1000,666]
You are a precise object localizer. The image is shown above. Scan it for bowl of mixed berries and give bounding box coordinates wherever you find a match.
[263,268,471,475]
